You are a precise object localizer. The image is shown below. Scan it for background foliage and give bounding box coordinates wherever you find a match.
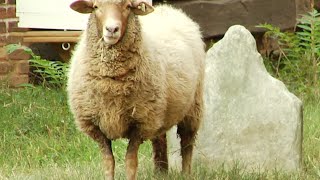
[6,44,69,89]
[258,9,320,99]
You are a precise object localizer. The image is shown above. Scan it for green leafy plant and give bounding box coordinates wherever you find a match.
[6,44,69,89]
[258,9,320,98]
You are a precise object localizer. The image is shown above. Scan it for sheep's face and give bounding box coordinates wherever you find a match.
[70,0,154,45]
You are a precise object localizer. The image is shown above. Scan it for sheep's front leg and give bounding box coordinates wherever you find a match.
[152,134,168,172]
[77,121,115,179]
[125,138,142,180]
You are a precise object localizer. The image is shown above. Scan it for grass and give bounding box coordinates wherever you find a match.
[0,86,319,179]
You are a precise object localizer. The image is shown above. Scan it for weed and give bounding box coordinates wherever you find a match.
[5,44,69,89]
[258,9,320,98]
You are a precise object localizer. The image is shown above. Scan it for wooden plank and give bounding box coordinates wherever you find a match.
[10,31,83,37]
[23,37,80,43]
[9,32,25,37]
[24,31,83,37]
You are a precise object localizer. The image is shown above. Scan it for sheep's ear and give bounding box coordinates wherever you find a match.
[70,0,94,14]
[132,1,154,15]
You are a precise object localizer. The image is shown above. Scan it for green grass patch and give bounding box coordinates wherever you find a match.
[0,86,319,179]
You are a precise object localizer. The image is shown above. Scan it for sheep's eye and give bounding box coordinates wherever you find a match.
[93,5,98,9]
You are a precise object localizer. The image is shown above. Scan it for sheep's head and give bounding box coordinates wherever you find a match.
[70,0,154,45]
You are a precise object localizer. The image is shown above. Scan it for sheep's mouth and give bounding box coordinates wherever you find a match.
[103,35,120,45]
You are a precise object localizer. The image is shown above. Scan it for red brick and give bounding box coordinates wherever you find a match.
[0,74,29,87]
[7,20,16,31]
[0,22,6,33]
[7,0,16,5]
[6,35,22,44]
[6,7,15,18]
[13,60,29,74]
[8,48,30,60]
[0,7,6,18]
[0,35,6,45]
[0,47,8,60]
[9,74,29,87]
[8,21,29,32]
[0,61,12,74]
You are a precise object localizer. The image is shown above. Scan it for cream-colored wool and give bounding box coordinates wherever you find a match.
[67,4,205,141]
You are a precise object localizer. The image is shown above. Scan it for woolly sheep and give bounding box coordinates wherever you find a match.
[67,0,205,179]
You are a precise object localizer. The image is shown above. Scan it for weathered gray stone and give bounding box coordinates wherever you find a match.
[168,25,303,172]
[170,0,297,38]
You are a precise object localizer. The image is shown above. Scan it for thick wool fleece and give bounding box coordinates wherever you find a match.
[67,4,205,140]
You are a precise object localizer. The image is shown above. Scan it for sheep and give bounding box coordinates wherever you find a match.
[67,0,205,179]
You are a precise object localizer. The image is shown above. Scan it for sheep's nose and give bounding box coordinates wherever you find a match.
[106,26,119,33]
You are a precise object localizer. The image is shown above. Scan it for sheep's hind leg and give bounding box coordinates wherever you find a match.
[152,134,168,172]
[177,117,199,174]
[126,138,142,180]
[77,121,115,180]
[101,139,115,180]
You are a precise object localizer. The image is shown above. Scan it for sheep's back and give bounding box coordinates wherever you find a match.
[139,5,205,127]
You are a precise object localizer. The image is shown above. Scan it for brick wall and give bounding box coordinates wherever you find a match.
[0,0,30,87]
